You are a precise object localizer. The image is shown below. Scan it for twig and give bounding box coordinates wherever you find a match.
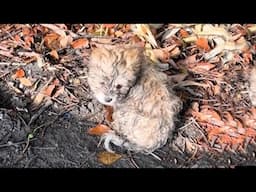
[129,157,140,168]
[17,113,30,132]
[28,99,53,127]
[0,138,37,148]
[187,145,199,162]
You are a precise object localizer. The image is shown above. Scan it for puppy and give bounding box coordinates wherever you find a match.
[87,46,181,154]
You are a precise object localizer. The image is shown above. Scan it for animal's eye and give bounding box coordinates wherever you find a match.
[116,84,122,89]
[100,82,105,85]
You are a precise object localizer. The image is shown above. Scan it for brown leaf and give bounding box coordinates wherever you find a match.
[22,27,31,36]
[19,77,33,87]
[43,84,56,97]
[88,124,111,136]
[105,106,113,122]
[24,36,34,48]
[14,34,21,42]
[179,28,189,38]
[44,33,61,50]
[49,50,59,60]
[13,68,25,79]
[195,37,210,51]
[97,151,122,165]
[103,24,116,28]
[71,38,89,49]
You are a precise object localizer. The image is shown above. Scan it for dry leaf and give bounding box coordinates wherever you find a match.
[195,37,210,51]
[44,33,61,50]
[97,151,122,165]
[71,38,89,49]
[43,84,56,97]
[49,50,59,60]
[32,93,45,106]
[24,36,34,48]
[88,124,111,136]
[103,24,116,28]
[19,77,33,87]
[14,34,21,42]
[22,27,31,36]
[13,68,25,79]
[179,28,189,38]
[105,106,113,122]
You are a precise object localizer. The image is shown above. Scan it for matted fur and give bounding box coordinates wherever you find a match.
[87,47,182,153]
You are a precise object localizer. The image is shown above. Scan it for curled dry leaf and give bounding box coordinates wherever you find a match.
[105,105,113,122]
[103,24,116,28]
[87,124,111,136]
[195,37,210,51]
[179,28,189,38]
[44,33,61,50]
[97,151,122,165]
[71,38,89,49]
[19,77,33,87]
[49,50,59,60]
[13,68,25,79]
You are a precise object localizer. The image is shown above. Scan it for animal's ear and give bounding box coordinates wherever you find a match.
[123,47,144,69]
[89,47,111,65]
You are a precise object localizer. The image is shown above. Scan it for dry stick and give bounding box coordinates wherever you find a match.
[0,138,37,148]
[129,157,140,168]
[17,113,30,132]
[28,99,53,127]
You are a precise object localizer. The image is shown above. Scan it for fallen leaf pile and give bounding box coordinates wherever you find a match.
[1,24,256,165]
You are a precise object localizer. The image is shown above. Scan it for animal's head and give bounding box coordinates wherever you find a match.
[87,47,144,106]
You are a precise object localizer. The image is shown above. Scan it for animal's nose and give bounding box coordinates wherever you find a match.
[105,97,112,103]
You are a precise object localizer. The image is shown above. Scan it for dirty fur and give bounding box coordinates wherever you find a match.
[87,47,182,153]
